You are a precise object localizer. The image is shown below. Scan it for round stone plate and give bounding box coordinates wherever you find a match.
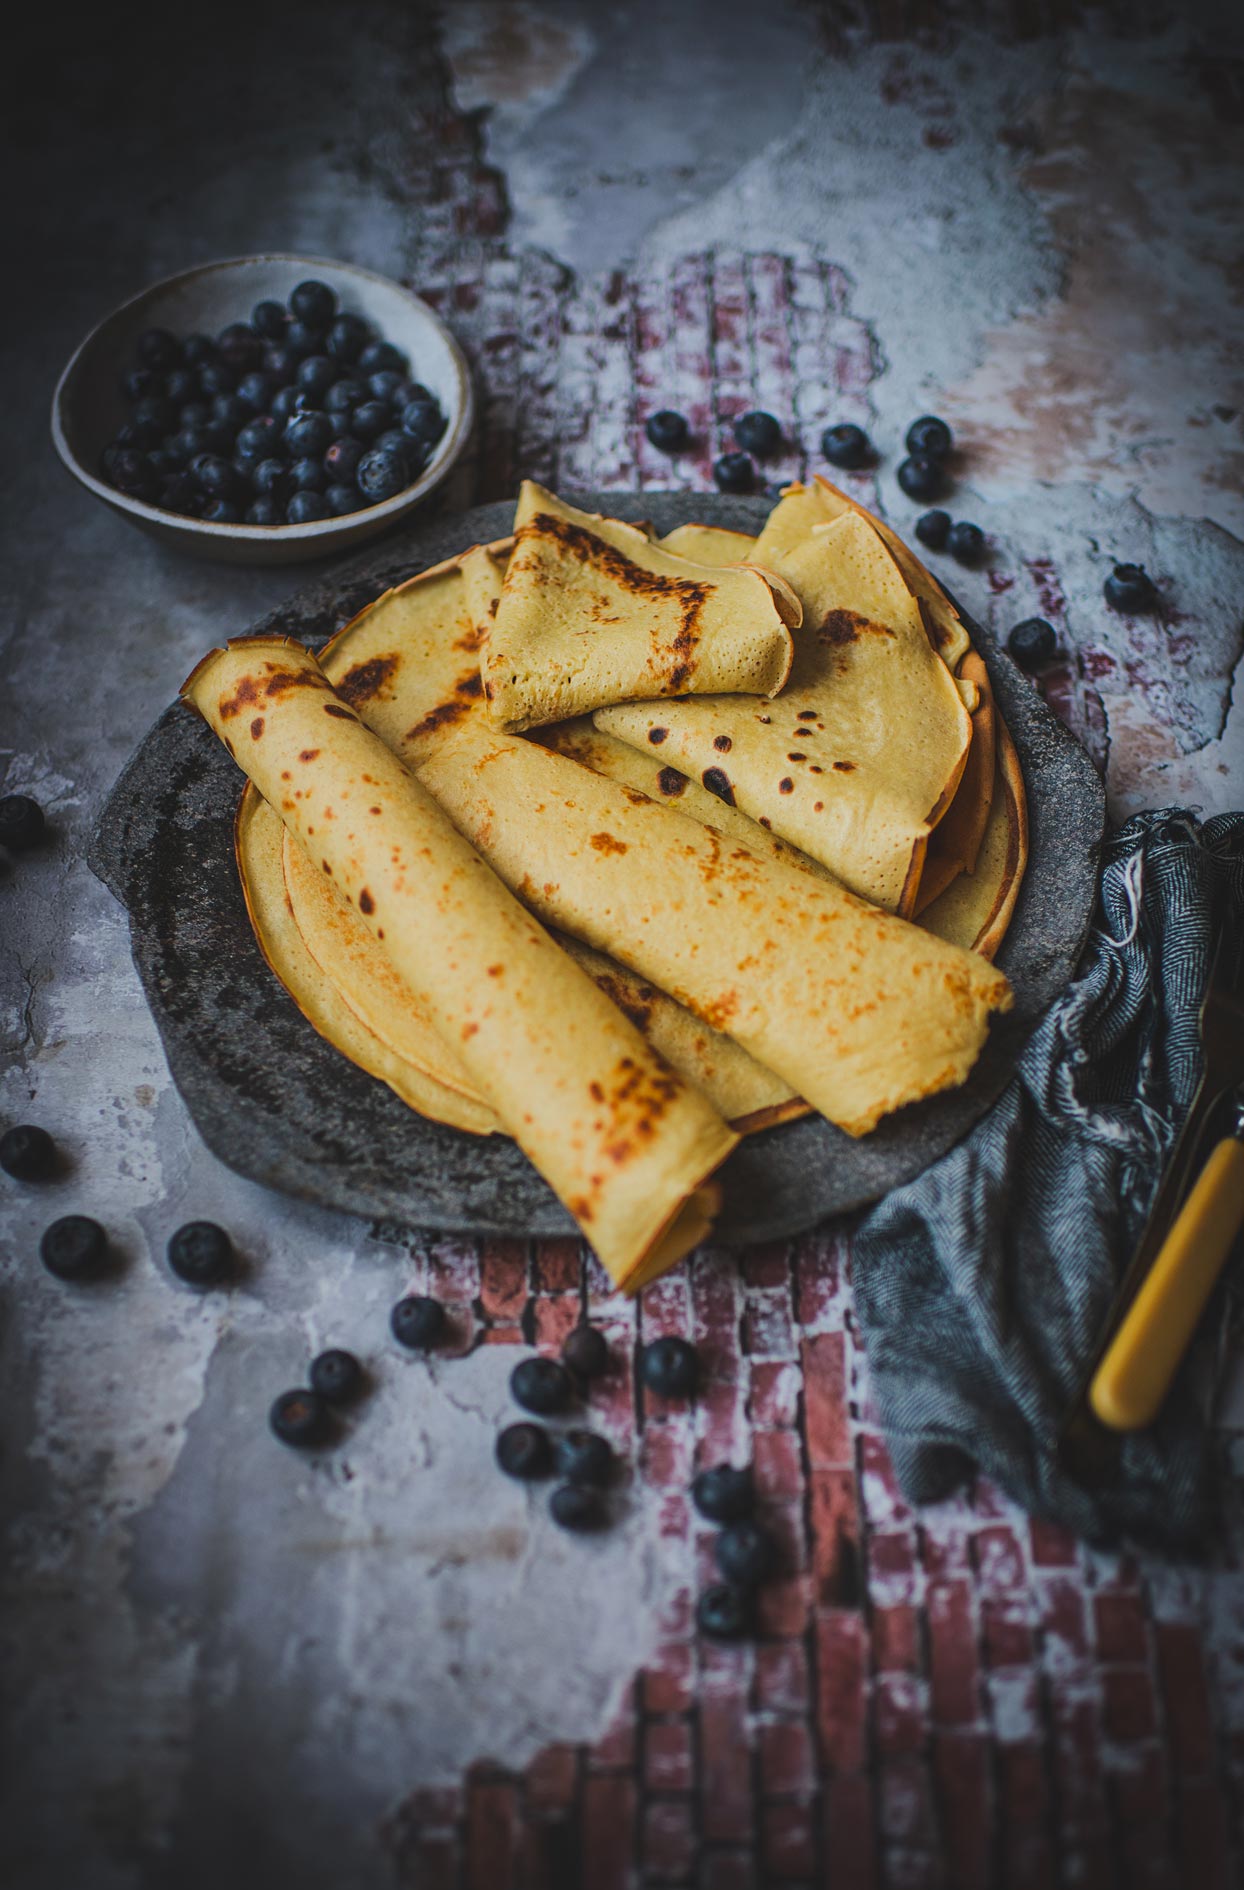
[89,493,1105,1244]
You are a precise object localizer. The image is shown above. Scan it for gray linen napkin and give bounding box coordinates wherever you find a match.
[852,809,1244,1547]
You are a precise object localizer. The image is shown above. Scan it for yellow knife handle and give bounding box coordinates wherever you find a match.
[1090,1136,1244,1432]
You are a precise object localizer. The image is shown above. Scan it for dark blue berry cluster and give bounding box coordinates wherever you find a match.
[100,279,447,527]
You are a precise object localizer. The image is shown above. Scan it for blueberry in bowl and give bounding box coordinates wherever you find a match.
[52,255,473,565]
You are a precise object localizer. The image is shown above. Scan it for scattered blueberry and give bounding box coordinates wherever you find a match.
[289,457,328,494]
[896,455,946,502]
[645,409,688,453]
[390,1294,446,1350]
[715,1520,778,1588]
[0,1124,56,1180]
[555,1429,614,1487]
[914,509,951,551]
[167,1220,232,1288]
[562,1323,610,1380]
[286,491,333,524]
[905,414,953,459]
[359,339,406,377]
[640,1336,698,1399]
[40,1215,108,1281]
[946,520,985,564]
[734,410,782,457]
[550,1484,607,1531]
[326,484,364,517]
[310,1348,364,1404]
[290,280,337,328]
[1007,618,1058,671]
[356,447,410,504]
[692,1463,754,1524]
[252,299,288,339]
[1104,563,1157,612]
[138,328,181,370]
[821,422,871,470]
[269,1387,331,1448]
[495,1421,553,1479]
[0,794,46,850]
[713,451,754,494]
[696,1583,752,1640]
[327,313,369,363]
[511,1356,573,1415]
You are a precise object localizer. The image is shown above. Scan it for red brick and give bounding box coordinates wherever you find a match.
[1103,1668,1158,1743]
[808,1468,859,1608]
[999,1823,1056,1890]
[927,1581,980,1726]
[823,1772,877,1890]
[878,1757,937,1849]
[998,1741,1047,1827]
[933,1732,990,1890]
[767,1498,809,1576]
[801,1331,850,1467]
[465,1777,519,1890]
[755,1573,812,1638]
[920,1527,971,1582]
[699,1852,755,1890]
[973,1523,1026,1591]
[1106,1741,1168,1825]
[793,1232,846,1329]
[480,1323,523,1346]
[409,1835,459,1890]
[641,1423,694,1491]
[644,1644,695,1715]
[1028,1518,1078,1567]
[1094,1590,1148,1664]
[477,1239,528,1321]
[700,1672,754,1843]
[533,1237,582,1293]
[742,1293,796,1360]
[696,1372,743,1470]
[815,1610,867,1770]
[748,1360,801,1429]
[874,1671,926,1756]
[1057,1838,1120,1890]
[742,1241,790,1288]
[981,1595,1033,1670]
[1155,1622,1214,1775]
[753,1427,804,1497]
[644,1718,694,1794]
[1037,1574,1088,1663]
[758,1717,815,1798]
[532,1292,581,1353]
[689,1250,740,1357]
[872,1603,921,1673]
[753,1640,809,1715]
[642,1797,696,1881]
[525,1742,578,1812]
[1047,1693,1109,1841]
[590,1681,637,1771]
[761,1800,816,1878]
[1175,1774,1233,1890]
[518,1813,578,1890]
[582,1773,636,1890]
[856,1429,911,1527]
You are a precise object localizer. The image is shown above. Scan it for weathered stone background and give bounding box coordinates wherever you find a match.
[2,4,1243,1886]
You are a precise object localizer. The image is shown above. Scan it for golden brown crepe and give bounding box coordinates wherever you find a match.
[413,720,1011,1138]
[656,523,758,566]
[184,636,738,1288]
[919,714,1028,961]
[481,482,800,732]
[595,510,972,914]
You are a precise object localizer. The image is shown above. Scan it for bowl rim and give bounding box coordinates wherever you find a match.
[50,251,475,543]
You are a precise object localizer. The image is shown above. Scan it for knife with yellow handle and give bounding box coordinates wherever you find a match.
[1090,1121,1244,1431]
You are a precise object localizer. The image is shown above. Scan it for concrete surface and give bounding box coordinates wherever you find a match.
[2,4,1243,1886]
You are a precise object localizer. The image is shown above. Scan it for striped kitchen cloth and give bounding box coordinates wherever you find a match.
[852,809,1244,1546]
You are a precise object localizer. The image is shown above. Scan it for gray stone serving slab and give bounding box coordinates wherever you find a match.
[89,492,1106,1244]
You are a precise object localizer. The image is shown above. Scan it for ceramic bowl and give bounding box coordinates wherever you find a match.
[51,254,474,566]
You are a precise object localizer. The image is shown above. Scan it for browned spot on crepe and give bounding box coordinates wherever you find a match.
[336,654,399,706]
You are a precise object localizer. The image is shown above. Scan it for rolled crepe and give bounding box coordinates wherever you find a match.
[919,716,1028,962]
[595,510,973,914]
[481,482,800,732]
[415,722,1012,1138]
[184,637,738,1287]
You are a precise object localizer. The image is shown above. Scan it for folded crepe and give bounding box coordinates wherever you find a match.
[919,713,1028,961]
[912,650,998,911]
[481,482,800,732]
[656,523,758,566]
[184,636,738,1288]
[596,509,973,914]
[413,721,1011,1138]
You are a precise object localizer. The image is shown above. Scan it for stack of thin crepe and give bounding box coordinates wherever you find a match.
[184,478,1020,1291]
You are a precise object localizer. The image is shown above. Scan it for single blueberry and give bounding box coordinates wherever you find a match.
[252,299,288,339]
[511,1356,573,1416]
[906,414,953,459]
[164,368,198,407]
[309,1348,364,1404]
[236,372,274,415]
[555,1430,614,1488]
[286,491,332,524]
[325,378,366,414]
[715,1520,778,1588]
[237,417,282,461]
[390,1294,446,1350]
[641,1336,698,1399]
[284,321,326,361]
[103,447,157,500]
[290,280,337,328]
[212,392,251,432]
[733,410,782,457]
[147,448,180,477]
[696,1583,752,1640]
[495,1422,553,1479]
[356,447,410,504]
[645,409,688,453]
[289,457,327,494]
[946,520,985,564]
[914,509,951,551]
[821,423,871,470]
[190,454,237,498]
[296,354,337,400]
[252,458,292,499]
[182,334,218,367]
[713,451,754,494]
[373,428,410,460]
[0,1124,56,1180]
[270,386,300,421]
[327,313,369,363]
[1007,618,1058,671]
[692,1463,754,1524]
[134,395,176,436]
[550,1484,607,1531]
[359,339,407,377]
[201,498,241,523]
[178,400,211,430]
[0,794,46,850]
[398,398,444,448]
[350,400,393,444]
[122,366,161,403]
[1104,563,1156,612]
[285,411,335,457]
[269,1387,331,1448]
[246,497,285,526]
[138,328,182,370]
[160,472,199,515]
[197,361,237,400]
[262,345,298,386]
[366,370,407,403]
[896,455,946,502]
[561,1323,609,1380]
[326,484,364,517]
[40,1215,108,1281]
[169,427,209,464]
[324,437,365,484]
[167,1220,232,1287]
[218,322,262,371]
